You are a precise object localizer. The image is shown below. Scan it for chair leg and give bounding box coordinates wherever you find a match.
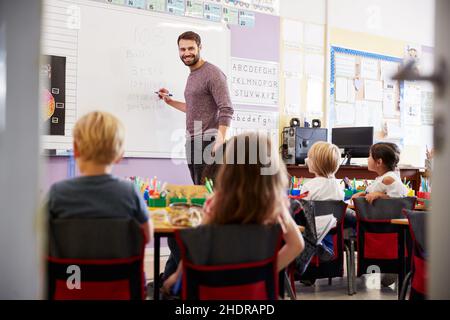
[289,267,297,299]
[350,239,357,294]
[399,271,412,300]
[284,270,296,300]
[345,245,353,296]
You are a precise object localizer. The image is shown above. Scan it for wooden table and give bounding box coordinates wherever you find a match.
[391,218,409,225]
[287,165,424,193]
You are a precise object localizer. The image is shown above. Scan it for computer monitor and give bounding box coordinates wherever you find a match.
[331,127,374,165]
[294,127,328,164]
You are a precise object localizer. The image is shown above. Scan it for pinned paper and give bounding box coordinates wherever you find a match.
[354,101,370,126]
[361,59,379,80]
[304,23,324,48]
[364,80,383,101]
[403,81,422,125]
[335,54,356,78]
[305,53,324,78]
[348,79,356,103]
[380,61,399,82]
[366,101,383,131]
[306,77,323,115]
[282,19,303,48]
[284,77,301,114]
[383,89,397,118]
[335,77,348,102]
[354,78,362,91]
[335,102,355,126]
[421,90,433,125]
[283,51,302,77]
[385,120,403,139]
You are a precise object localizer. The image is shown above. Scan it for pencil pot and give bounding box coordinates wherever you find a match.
[191,198,206,206]
[148,197,167,208]
[417,191,431,206]
[344,189,357,201]
[169,197,188,204]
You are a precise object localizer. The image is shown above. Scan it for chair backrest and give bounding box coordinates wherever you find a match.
[404,209,427,253]
[354,197,416,276]
[296,200,347,279]
[47,217,145,300]
[354,197,416,221]
[404,209,428,299]
[175,224,281,300]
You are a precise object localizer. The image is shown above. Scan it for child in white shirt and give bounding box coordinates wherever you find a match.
[352,142,408,204]
[302,141,344,201]
[299,142,344,269]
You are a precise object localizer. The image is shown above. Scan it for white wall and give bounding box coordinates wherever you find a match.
[281,0,435,46]
[0,0,43,299]
[328,0,435,46]
[280,0,326,24]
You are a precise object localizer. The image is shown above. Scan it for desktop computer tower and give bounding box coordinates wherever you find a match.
[281,127,328,164]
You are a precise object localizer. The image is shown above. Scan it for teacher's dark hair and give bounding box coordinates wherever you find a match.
[177,31,201,47]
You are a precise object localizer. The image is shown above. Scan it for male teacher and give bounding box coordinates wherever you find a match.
[158,31,234,185]
[157,31,233,295]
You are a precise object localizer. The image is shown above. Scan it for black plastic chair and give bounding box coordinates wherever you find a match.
[293,200,352,294]
[352,197,416,296]
[400,209,427,300]
[175,224,282,300]
[47,217,146,300]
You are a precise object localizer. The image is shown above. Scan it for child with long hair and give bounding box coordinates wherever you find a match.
[162,132,304,295]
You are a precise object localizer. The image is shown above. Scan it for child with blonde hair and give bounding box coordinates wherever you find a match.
[302,141,344,201]
[47,111,152,243]
[162,132,304,296]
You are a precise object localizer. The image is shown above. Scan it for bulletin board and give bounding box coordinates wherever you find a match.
[329,46,403,141]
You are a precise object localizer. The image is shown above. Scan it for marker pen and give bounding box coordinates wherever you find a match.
[154,91,173,97]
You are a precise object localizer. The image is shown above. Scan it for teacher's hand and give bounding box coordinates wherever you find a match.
[157,88,173,104]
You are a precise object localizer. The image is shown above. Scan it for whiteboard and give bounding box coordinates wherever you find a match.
[42,0,230,158]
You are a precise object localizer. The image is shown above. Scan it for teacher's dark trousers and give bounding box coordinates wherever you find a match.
[162,135,216,288]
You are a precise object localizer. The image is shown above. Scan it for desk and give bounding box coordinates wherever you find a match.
[287,165,424,193]
[151,213,304,301]
[391,218,409,225]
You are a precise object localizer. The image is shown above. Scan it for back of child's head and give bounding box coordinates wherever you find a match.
[307,141,341,177]
[73,111,125,165]
[370,142,400,171]
[210,132,288,225]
